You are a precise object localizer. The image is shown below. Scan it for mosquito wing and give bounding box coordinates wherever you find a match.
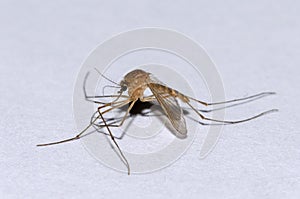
[147,76,187,136]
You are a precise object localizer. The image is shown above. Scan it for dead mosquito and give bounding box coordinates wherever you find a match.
[37,68,278,175]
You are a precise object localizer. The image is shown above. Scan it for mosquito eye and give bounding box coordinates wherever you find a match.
[121,85,127,91]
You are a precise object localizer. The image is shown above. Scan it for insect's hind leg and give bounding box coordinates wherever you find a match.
[189,92,276,106]
[186,102,278,124]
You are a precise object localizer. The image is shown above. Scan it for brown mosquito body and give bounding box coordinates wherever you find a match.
[37,69,278,175]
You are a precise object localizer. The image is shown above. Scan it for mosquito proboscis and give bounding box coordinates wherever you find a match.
[37,69,278,175]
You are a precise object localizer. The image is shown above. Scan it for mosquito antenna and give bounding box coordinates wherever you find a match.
[94,68,120,86]
[190,92,276,106]
[83,71,127,105]
[93,68,124,104]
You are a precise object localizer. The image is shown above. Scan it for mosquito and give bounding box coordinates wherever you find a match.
[37,69,278,175]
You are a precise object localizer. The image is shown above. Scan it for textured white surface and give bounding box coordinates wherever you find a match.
[0,0,299,198]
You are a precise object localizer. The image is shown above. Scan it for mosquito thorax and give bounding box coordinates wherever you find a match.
[123,69,149,80]
[122,69,150,99]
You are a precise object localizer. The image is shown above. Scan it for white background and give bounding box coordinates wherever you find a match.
[0,0,299,198]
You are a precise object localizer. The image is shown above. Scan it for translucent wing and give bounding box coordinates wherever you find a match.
[147,76,187,136]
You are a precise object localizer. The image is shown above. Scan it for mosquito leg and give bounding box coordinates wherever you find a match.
[186,102,278,124]
[85,95,129,104]
[36,114,101,146]
[37,99,130,146]
[91,100,138,139]
[102,85,122,97]
[90,99,132,129]
[98,108,131,175]
[89,98,136,137]
[189,92,276,106]
[93,96,159,131]
[84,88,129,104]
[95,100,137,175]
[90,99,135,140]
[95,99,138,128]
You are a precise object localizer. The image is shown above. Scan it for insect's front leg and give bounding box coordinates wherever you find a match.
[93,99,136,128]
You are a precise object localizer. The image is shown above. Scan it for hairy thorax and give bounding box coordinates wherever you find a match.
[123,69,150,100]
